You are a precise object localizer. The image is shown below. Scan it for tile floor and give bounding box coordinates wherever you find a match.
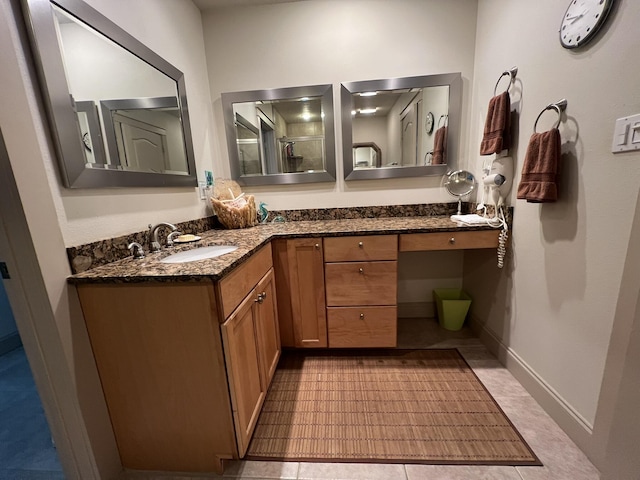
[0,347,64,480]
[122,317,602,480]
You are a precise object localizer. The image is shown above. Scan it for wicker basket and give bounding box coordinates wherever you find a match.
[211,194,258,229]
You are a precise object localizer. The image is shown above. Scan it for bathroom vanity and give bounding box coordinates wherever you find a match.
[70,216,500,474]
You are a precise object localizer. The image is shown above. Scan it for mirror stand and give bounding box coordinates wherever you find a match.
[445,170,476,215]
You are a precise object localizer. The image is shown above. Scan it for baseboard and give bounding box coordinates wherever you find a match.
[468,314,597,460]
[0,332,22,356]
[398,301,434,318]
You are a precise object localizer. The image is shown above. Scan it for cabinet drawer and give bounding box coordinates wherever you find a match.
[325,261,397,306]
[219,244,273,319]
[327,306,397,348]
[324,235,398,262]
[399,230,499,252]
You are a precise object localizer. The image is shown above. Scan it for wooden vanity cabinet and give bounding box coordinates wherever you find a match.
[76,243,280,474]
[273,238,327,348]
[324,235,398,348]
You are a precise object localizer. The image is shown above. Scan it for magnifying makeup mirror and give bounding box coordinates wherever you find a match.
[445,170,476,215]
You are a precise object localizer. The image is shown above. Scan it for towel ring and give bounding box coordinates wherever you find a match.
[437,114,448,128]
[533,99,568,133]
[493,66,518,96]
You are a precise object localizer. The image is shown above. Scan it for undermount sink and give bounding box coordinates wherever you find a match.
[159,245,238,264]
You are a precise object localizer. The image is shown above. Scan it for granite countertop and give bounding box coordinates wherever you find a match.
[68,216,495,284]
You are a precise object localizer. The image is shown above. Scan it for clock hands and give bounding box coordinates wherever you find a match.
[566,9,588,24]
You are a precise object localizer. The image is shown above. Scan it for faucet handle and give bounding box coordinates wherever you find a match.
[127,242,145,259]
[166,231,183,247]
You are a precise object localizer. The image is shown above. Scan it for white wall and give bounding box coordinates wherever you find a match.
[463,0,640,464]
[202,0,478,210]
[49,0,216,247]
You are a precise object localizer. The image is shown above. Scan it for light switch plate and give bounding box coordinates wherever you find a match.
[612,114,640,153]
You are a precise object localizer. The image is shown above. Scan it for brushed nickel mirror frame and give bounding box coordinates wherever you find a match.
[21,0,198,188]
[221,84,336,186]
[341,72,462,181]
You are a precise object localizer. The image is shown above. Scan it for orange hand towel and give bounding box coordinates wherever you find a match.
[480,91,511,155]
[517,128,561,203]
[432,126,447,165]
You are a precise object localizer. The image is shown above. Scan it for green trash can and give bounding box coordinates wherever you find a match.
[433,288,472,331]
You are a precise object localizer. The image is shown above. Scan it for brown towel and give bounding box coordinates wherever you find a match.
[517,128,561,203]
[432,126,447,165]
[480,91,511,155]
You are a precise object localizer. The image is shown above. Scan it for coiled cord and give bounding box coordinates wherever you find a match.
[497,227,508,268]
[494,204,508,268]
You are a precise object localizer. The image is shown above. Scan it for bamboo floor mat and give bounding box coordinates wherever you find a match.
[246,349,541,465]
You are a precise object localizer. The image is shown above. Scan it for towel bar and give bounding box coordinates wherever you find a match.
[533,99,568,133]
[493,66,518,96]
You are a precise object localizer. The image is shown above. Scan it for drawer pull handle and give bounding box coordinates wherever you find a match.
[449,237,456,245]
[358,241,363,248]
[359,268,364,274]
[360,313,365,320]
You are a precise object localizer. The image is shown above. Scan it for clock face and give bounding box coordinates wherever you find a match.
[425,112,434,134]
[560,0,614,49]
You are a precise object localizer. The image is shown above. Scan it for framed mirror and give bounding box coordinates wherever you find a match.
[221,84,336,186]
[22,0,197,188]
[341,72,462,181]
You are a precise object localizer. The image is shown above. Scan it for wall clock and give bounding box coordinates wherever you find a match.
[560,0,614,49]
[425,111,434,134]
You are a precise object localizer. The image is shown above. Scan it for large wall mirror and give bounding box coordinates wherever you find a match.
[341,72,462,181]
[21,0,197,188]
[221,84,336,186]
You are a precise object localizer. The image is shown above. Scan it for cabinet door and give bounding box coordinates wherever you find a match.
[287,238,327,348]
[255,269,281,388]
[221,291,265,457]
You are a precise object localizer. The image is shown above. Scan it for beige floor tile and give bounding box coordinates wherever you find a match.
[397,318,482,349]
[297,462,407,480]
[120,472,224,479]
[222,460,299,479]
[495,397,600,480]
[405,464,523,480]
[473,368,531,397]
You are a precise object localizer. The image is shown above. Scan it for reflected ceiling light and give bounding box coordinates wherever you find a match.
[359,91,378,97]
[301,112,312,121]
[299,97,310,101]
[359,107,377,114]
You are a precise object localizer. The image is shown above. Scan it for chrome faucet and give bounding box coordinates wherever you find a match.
[148,222,178,252]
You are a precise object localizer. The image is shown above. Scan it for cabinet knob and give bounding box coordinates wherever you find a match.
[358,241,364,248]
[255,293,265,304]
[315,243,320,249]
[449,237,456,245]
[360,313,365,320]
[359,267,364,274]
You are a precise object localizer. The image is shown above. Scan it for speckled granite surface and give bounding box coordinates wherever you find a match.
[66,204,466,274]
[67,217,216,274]
[68,215,500,284]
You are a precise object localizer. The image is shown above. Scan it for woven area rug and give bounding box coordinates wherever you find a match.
[246,349,541,465]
